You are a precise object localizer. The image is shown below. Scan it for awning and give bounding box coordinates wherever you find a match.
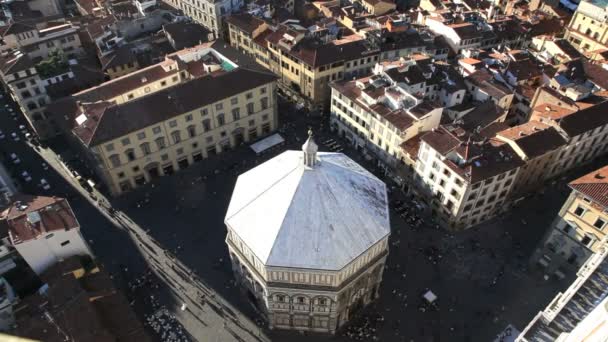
[250,133,284,154]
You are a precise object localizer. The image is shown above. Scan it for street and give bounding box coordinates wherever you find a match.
[0,93,599,342]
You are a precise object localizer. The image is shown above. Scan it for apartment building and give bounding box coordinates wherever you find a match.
[496,121,567,195]
[226,17,441,109]
[530,101,608,174]
[564,0,608,53]
[329,58,451,171]
[48,43,278,195]
[414,125,524,230]
[225,13,268,59]
[0,50,51,137]
[162,0,243,38]
[0,22,82,60]
[0,162,17,210]
[1,195,94,275]
[530,165,608,278]
[518,242,608,341]
[354,0,396,16]
[424,14,484,54]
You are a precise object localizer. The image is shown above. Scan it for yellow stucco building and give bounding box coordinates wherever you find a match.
[531,165,608,278]
[49,43,278,195]
[565,0,608,52]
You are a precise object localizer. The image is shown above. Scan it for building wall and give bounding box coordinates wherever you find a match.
[532,191,608,275]
[106,61,140,79]
[3,68,51,138]
[544,125,608,176]
[163,0,243,38]
[228,22,268,59]
[415,140,519,229]
[105,69,185,104]
[93,82,277,195]
[496,136,564,195]
[330,88,443,167]
[14,228,93,275]
[565,3,608,53]
[26,32,82,60]
[557,295,608,342]
[226,227,388,333]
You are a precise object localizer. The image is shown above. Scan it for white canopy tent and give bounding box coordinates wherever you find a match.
[250,133,284,154]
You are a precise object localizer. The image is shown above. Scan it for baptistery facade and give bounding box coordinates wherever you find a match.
[224,134,391,333]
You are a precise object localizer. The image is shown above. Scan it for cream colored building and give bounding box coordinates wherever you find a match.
[530,102,608,175]
[162,0,243,38]
[226,18,436,110]
[356,0,396,16]
[226,13,268,59]
[564,0,608,53]
[495,121,567,195]
[414,125,523,230]
[0,22,82,60]
[531,165,608,277]
[225,135,390,333]
[0,50,51,137]
[49,43,278,196]
[329,67,444,172]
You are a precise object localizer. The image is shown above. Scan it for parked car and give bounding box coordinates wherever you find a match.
[21,171,31,182]
[10,153,20,164]
[0,130,4,139]
[40,179,50,190]
[18,125,27,134]
[41,162,49,170]
[11,132,19,141]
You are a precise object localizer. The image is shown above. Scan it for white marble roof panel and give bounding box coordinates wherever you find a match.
[225,151,390,271]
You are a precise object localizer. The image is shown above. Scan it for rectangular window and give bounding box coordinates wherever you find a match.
[153,126,161,134]
[109,155,120,167]
[215,103,223,110]
[137,132,146,140]
[171,131,181,144]
[105,143,115,152]
[581,235,592,246]
[232,108,240,121]
[247,103,254,114]
[231,97,238,105]
[126,149,135,161]
[169,120,177,128]
[185,114,193,122]
[156,137,166,149]
[140,143,151,155]
[202,119,211,132]
[594,218,606,230]
[261,97,268,109]
[121,137,131,146]
[217,114,225,126]
[60,240,70,246]
[187,125,196,137]
[200,108,208,116]
[574,206,586,217]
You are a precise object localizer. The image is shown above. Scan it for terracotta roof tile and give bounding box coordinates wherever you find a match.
[569,165,608,208]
